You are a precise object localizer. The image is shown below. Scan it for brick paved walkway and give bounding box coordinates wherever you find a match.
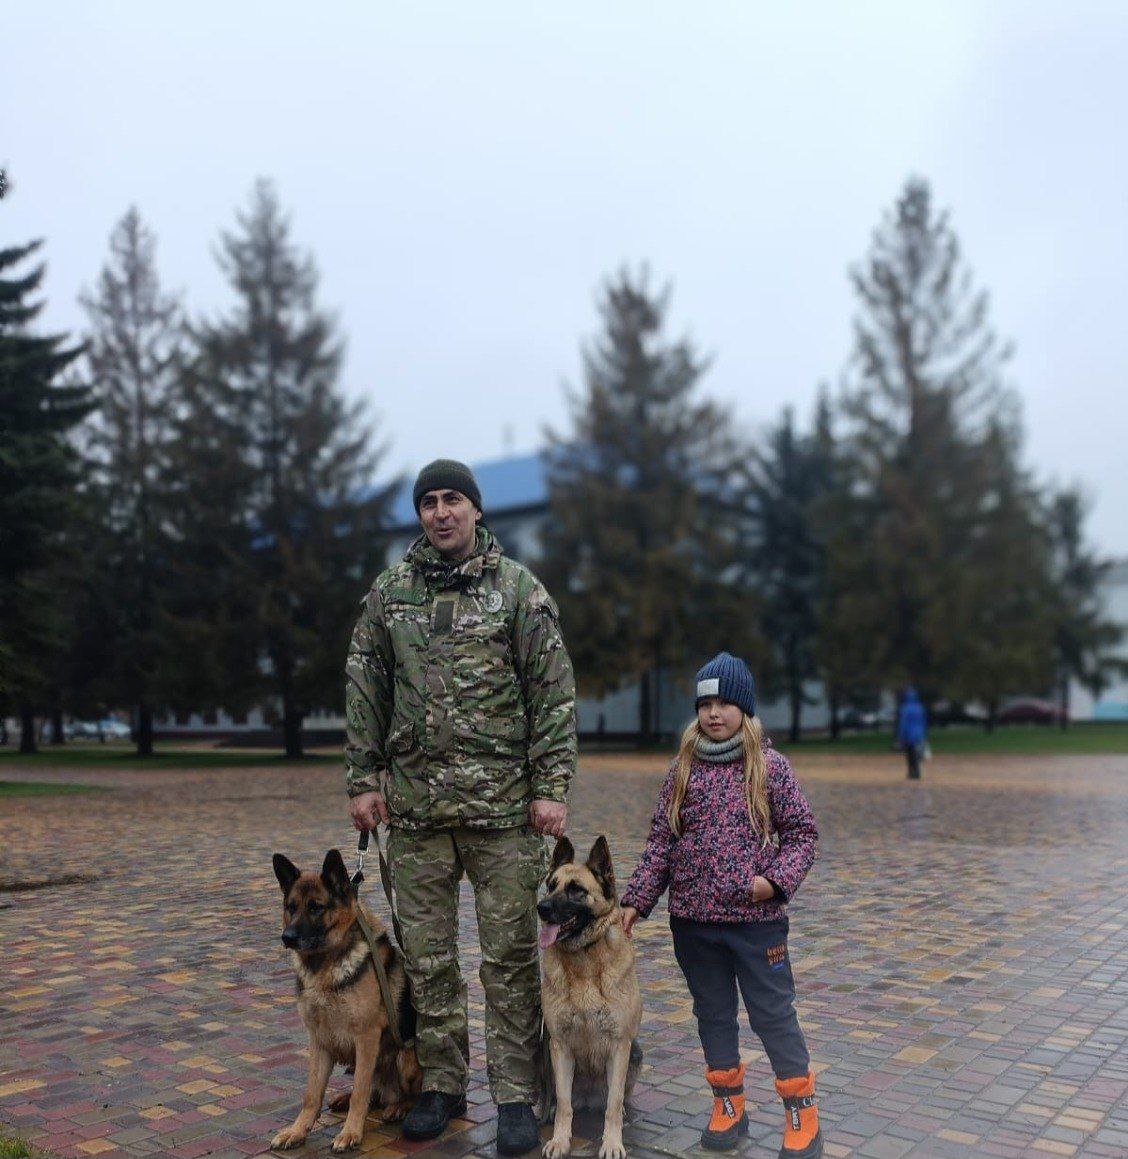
[2,750,1126,1158]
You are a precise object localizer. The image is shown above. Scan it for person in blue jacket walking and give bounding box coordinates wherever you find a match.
[897,688,927,780]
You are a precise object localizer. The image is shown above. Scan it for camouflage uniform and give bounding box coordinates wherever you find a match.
[345,527,576,1103]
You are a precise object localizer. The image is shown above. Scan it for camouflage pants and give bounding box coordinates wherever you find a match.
[387,824,546,1104]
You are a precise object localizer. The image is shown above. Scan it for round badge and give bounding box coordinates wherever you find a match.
[485,591,503,613]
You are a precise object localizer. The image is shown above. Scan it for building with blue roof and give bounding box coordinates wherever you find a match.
[383,451,552,567]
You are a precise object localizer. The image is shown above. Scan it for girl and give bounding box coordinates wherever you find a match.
[620,652,822,1158]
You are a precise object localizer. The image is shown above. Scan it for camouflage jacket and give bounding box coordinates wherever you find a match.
[345,528,577,829]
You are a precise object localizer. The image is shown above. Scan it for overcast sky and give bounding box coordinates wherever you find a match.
[4,1,1127,553]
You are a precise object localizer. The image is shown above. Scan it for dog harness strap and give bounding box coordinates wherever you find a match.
[353,909,404,1049]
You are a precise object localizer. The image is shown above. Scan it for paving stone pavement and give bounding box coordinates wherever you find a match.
[2,749,1127,1159]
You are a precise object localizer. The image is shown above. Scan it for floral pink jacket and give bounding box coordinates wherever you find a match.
[619,746,818,923]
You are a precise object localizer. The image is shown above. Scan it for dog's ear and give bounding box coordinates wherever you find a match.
[548,836,575,875]
[273,854,300,896]
[321,849,352,900]
[586,835,616,897]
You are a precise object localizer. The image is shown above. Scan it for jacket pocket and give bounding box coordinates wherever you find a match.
[387,719,415,756]
[386,721,428,818]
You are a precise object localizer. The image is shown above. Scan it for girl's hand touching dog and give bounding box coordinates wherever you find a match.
[620,905,639,937]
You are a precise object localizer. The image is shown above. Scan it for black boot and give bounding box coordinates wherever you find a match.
[402,1090,467,1141]
[496,1102,539,1155]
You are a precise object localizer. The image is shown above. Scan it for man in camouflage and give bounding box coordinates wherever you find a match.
[345,458,575,1154]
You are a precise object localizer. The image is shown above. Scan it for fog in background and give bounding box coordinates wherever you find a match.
[3,0,1126,551]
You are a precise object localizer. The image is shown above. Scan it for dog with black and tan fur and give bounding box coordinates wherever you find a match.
[537,835,643,1159]
[271,849,421,1153]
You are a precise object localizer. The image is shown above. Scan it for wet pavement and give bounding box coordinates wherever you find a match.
[1,748,1126,1158]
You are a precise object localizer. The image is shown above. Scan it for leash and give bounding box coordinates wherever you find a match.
[351,828,407,1050]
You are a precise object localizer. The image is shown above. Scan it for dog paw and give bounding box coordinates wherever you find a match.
[270,1125,308,1149]
[331,1125,364,1151]
[598,1137,626,1159]
[543,1137,572,1158]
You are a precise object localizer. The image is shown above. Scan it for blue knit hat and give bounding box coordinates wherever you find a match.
[694,652,756,717]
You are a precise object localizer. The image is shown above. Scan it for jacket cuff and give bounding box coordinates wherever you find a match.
[619,890,652,919]
[531,777,569,802]
[346,769,384,798]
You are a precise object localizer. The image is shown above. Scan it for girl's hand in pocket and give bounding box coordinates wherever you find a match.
[751,876,775,903]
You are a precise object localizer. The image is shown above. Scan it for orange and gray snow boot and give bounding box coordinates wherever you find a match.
[701,1064,749,1151]
[775,1072,823,1158]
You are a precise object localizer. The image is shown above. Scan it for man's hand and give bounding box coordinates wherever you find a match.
[620,905,639,938]
[529,798,567,837]
[349,790,388,831]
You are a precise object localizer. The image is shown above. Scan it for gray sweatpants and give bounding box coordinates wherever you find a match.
[670,916,810,1079]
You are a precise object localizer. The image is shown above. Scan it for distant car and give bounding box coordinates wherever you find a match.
[839,706,889,731]
[98,719,132,740]
[930,700,987,726]
[997,698,1063,726]
[65,718,132,741]
[65,720,102,740]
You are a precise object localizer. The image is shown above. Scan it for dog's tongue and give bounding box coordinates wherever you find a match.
[539,923,561,950]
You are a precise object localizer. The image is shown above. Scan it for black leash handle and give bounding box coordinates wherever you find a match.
[351,828,369,891]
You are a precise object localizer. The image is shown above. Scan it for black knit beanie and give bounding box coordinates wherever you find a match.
[412,458,483,514]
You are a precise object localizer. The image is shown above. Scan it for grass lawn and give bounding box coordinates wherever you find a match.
[0,780,98,797]
[778,721,1128,756]
[0,745,339,770]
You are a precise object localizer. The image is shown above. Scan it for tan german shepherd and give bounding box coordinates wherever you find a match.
[271,849,422,1153]
[538,836,643,1159]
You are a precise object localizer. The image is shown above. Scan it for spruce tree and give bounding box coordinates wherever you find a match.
[946,419,1056,728]
[1046,489,1126,728]
[540,268,756,740]
[80,208,183,755]
[736,398,833,741]
[172,180,391,757]
[0,240,90,751]
[838,178,1015,699]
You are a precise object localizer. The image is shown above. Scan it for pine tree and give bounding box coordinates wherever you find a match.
[540,268,757,740]
[172,180,392,757]
[0,240,90,751]
[838,177,1015,698]
[80,208,183,755]
[1046,489,1126,728]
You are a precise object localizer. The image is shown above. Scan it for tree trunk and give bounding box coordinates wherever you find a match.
[50,707,66,745]
[136,702,154,757]
[1058,674,1070,731]
[283,702,304,759]
[828,691,841,742]
[638,669,653,745]
[986,700,997,733]
[789,683,802,744]
[19,707,37,754]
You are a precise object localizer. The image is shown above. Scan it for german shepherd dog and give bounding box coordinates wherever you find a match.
[538,836,643,1159]
[271,849,421,1153]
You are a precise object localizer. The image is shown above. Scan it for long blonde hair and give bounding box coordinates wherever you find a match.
[667,714,772,845]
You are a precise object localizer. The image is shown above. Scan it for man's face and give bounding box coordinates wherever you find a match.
[419,488,481,559]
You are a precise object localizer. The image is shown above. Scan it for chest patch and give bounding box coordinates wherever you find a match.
[484,591,503,613]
